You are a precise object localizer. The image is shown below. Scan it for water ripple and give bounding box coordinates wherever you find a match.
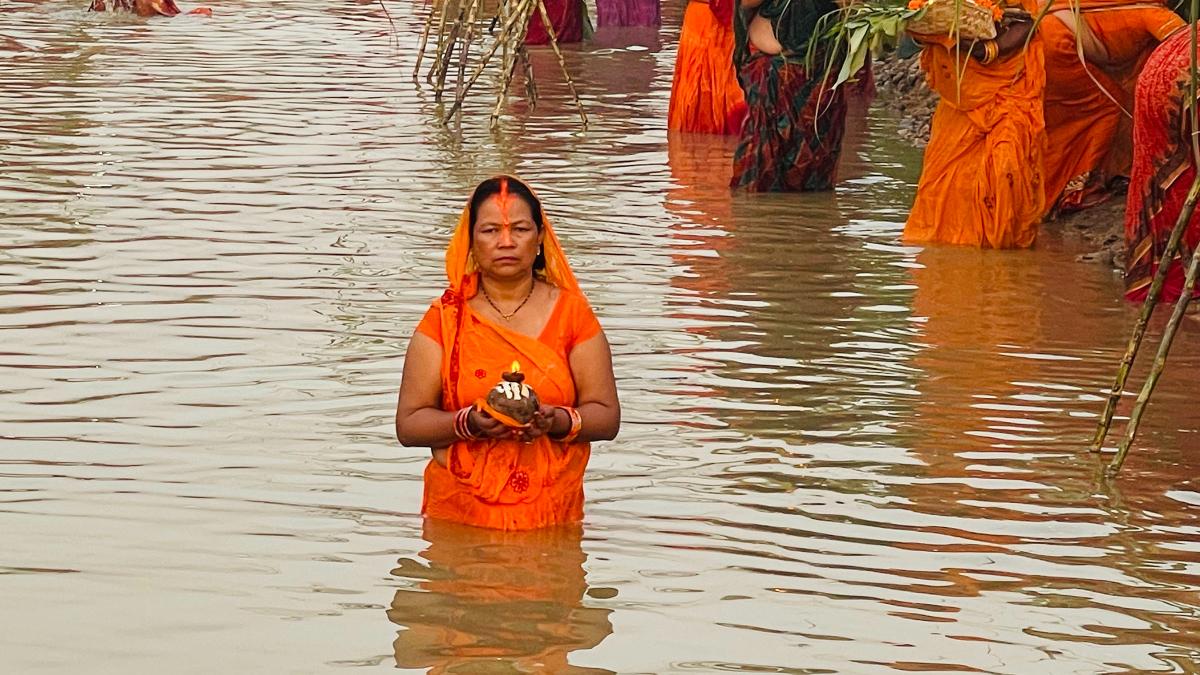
[3,1,1200,672]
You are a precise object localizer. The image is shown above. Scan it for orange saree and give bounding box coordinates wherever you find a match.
[417,186,601,531]
[668,0,747,134]
[903,2,1046,249]
[1041,2,1183,214]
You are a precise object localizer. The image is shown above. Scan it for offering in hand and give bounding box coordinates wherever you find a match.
[477,361,541,428]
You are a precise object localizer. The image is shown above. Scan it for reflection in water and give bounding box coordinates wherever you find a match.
[910,246,1059,454]
[909,244,1200,457]
[389,520,613,673]
[681,165,920,447]
[4,1,1200,672]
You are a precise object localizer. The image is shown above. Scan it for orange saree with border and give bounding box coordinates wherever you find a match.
[417,181,601,530]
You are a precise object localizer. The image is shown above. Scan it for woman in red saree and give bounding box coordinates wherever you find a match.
[729,0,847,191]
[1124,28,1200,302]
[396,176,620,530]
[525,0,585,45]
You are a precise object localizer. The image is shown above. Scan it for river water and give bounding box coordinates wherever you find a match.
[4,1,1200,673]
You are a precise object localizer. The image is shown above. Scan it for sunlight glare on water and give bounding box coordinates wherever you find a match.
[3,1,1200,672]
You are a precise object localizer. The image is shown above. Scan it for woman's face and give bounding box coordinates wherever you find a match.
[472,192,543,280]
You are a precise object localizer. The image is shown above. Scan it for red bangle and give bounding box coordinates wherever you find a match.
[453,407,478,441]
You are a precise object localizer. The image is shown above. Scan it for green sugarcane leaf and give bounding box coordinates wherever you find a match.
[835,23,872,87]
[879,15,901,38]
[827,0,932,88]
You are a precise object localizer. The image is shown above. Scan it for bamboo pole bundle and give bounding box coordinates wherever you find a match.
[1090,176,1200,453]
[1106,239,1200,475]
[1092,3,1199,475]
[410,0,588,129]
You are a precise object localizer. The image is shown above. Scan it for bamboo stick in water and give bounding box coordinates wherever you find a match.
[533,0,588,128]
[411,0,586,128]
[1091,176,1200,452]
[1108,238,1200,475]
[426,0,455,84]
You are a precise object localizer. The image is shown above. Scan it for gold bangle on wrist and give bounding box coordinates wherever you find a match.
[982,40,999,65]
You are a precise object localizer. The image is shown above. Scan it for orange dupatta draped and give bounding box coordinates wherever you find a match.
[903,0,1047,248]
[1041,1,1184,213]
[418,177,599,531]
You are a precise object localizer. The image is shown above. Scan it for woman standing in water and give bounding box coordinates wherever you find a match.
[596,0,661,28]
[668,0,747,135]
[729,0,847,191]
[1040,0,1183,215]
[395,176,620,530]
[1124,28,1200,302]
[525,0,586,45]
[903,5,1045,248]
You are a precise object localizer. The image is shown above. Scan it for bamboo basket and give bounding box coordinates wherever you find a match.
[907,0,997,40]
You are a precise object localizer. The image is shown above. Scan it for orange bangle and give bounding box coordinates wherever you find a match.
[553,406,583,443]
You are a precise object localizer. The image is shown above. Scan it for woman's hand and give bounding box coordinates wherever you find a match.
[513,405,560,442]
[963,16,1033,63]
[470,408,515,439]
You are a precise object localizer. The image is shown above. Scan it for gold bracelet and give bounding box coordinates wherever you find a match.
[982,40,999,65]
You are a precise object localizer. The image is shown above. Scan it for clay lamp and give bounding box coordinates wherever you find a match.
[476,361,540,428]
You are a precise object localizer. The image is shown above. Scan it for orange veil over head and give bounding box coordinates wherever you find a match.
[444,176,580,296]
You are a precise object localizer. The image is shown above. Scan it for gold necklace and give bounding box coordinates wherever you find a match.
[481,281,534,321]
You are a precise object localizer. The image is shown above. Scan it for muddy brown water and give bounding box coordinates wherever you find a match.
[3,1,1200,672]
